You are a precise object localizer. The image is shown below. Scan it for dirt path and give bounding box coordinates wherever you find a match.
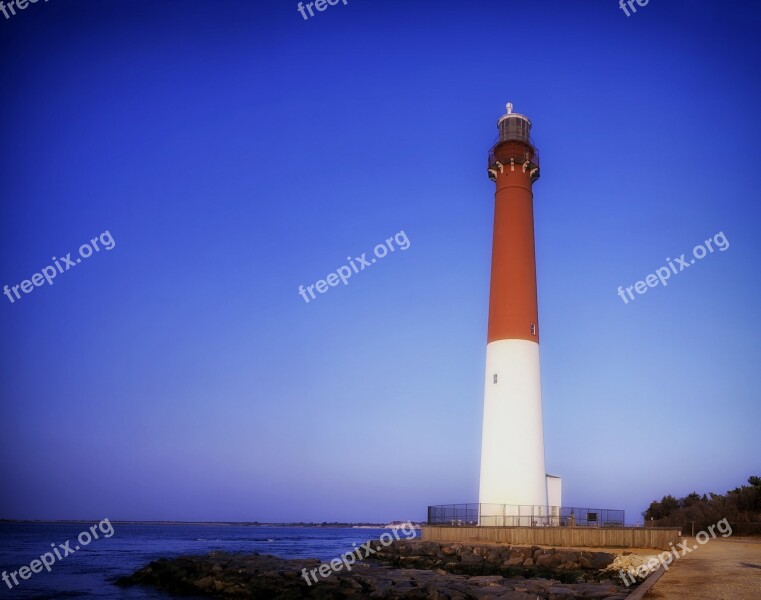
[645,536,761,599]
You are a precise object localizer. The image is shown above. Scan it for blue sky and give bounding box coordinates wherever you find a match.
[1,0,759,524]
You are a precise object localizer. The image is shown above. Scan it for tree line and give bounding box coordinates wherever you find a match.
[643,476,761,535]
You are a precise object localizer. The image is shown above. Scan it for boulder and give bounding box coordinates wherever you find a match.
[468,575,505,587]
[535,553,555,568]
[548,587,577,600]
[590,552,616,569]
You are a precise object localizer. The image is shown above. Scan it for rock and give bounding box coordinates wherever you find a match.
[590,553,616,569]
[468,575,505,586]
[420,541,441,556]
[461,552,485,565]
[556,552,579,564]
[194,576,215,590]
[535,553,555,568]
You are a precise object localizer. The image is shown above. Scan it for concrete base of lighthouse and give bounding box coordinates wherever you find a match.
[478,339,548,524]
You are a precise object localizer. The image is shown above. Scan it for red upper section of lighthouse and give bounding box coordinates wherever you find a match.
[486,103,541,344]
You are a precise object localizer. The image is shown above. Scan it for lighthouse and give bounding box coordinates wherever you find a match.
[478,103,560,523]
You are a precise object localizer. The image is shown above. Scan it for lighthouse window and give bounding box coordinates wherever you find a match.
[493,374,498,384]
[530,323,537,336]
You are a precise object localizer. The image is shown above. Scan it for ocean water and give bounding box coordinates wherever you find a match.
[0,523,392,599]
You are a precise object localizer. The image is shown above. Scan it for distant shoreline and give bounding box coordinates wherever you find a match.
[0,520,413,528]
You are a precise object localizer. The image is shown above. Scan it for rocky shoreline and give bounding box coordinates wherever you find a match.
[117,539,638,599]
[373,540,621,580]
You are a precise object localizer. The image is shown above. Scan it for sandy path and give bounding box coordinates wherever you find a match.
[645,536,761,599]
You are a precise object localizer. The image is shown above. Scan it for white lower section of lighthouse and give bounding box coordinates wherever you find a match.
[478,339,549,517]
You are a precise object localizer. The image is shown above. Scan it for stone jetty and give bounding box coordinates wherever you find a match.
[117,539,637,599]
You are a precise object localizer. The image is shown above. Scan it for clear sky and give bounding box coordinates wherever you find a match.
[1,0,759,524]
